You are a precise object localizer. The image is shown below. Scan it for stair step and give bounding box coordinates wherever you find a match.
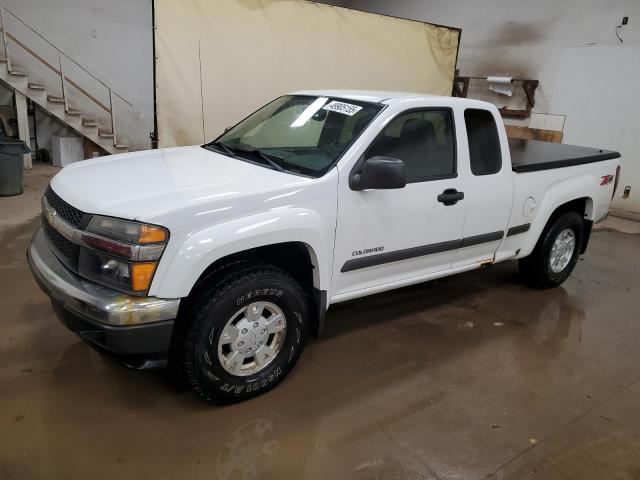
[82,117,98,126]
[28,83,46,91]
[0,63,128,154]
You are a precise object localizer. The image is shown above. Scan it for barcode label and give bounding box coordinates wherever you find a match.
[323,101,363,116]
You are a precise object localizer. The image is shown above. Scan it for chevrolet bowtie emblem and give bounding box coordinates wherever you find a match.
[46,208,56,226]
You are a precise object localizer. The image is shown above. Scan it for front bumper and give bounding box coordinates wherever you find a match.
[28,227,180,365]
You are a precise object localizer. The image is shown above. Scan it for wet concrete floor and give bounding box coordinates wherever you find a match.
[1,215,640,479]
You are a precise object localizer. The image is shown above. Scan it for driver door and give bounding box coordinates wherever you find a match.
[331,108,467,299]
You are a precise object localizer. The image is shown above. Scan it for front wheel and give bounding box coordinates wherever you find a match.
[519,211,584,289]
[175,264,309,403]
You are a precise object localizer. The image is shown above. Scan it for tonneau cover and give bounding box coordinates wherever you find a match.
[509,138,620,173]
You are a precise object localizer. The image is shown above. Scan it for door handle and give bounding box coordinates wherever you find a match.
[437,188,464,206]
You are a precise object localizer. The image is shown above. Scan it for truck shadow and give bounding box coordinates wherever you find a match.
[321,260,572,339]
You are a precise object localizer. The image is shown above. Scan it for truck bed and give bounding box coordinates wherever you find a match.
[509,138,620,173]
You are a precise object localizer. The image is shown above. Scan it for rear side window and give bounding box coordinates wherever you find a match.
[366,109,456,182]
[464,109,502,175]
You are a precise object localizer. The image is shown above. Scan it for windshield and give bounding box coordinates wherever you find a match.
[206,95,384,177]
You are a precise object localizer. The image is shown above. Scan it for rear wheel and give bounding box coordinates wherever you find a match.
[175,264,309,403]
[519,211,584,289]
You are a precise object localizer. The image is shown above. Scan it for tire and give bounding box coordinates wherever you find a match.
[518,211,584,289]
[174,263,309,404]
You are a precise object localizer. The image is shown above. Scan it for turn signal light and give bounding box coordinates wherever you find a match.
[139,225,167,244]
[131,262,157,292]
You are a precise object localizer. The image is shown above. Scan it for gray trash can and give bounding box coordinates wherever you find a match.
[0,139,30,196]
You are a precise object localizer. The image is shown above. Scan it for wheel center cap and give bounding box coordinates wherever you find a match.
[234,318,268,355]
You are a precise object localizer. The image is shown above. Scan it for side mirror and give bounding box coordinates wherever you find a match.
[350,156,407,191]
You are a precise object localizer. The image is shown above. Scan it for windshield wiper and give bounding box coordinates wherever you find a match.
[206,141,236,157]
[253,150,286,172]
[206,142,287,173]
[234,148,286,172]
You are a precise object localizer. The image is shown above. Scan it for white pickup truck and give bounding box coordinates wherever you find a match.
[28,90,621,403]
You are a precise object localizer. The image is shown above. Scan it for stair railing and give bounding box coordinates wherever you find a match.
[0,4,133,146]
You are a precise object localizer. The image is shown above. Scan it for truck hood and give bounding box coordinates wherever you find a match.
[49,146,312,222]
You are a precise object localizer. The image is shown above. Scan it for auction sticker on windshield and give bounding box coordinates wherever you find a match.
[323,101,363,116]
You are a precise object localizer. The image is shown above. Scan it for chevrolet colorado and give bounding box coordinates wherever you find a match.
[28,91,621,403]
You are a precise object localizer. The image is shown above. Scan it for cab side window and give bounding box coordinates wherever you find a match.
[366,109,456,182]
[464,109,502,175]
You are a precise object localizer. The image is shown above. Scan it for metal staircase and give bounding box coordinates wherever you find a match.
[0,5,130,154]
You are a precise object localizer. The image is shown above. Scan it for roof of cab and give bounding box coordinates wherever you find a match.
[290,89,499,113]
[291,89,443,104]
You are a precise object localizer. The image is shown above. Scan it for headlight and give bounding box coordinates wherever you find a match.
[86,216,168,245]
[79,249,158,294]
[76,216,169,296]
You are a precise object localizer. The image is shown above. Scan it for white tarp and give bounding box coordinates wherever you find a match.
[155,0,460,147]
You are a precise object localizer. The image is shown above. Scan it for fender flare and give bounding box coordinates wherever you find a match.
[149,208,332,299]
[520,189,594,258]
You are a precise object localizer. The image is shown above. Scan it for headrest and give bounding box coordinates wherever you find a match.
[400,118,436,144]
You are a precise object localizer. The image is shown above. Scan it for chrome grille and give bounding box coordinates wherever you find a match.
[43,219,72,258]
[42,185,83,271]
[44,186,85,227]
